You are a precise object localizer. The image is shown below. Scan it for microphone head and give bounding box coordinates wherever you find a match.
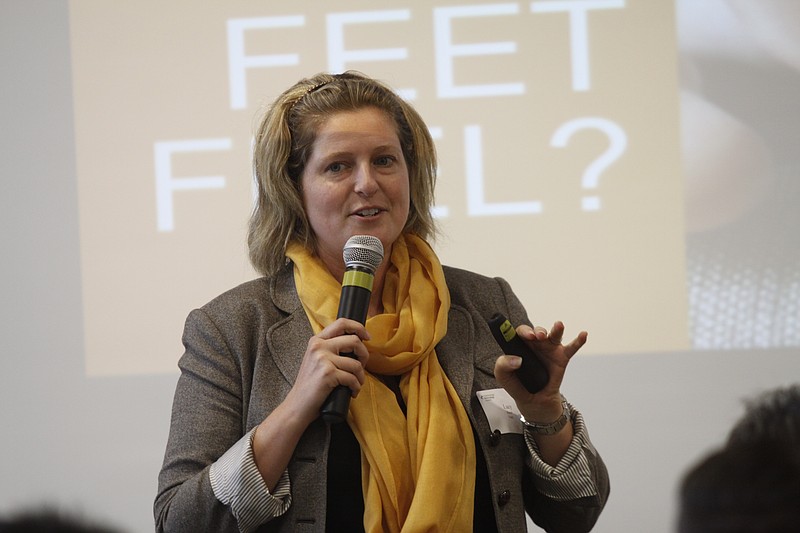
[343,235,384,274]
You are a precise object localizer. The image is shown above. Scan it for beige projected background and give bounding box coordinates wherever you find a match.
[70,0,687,376]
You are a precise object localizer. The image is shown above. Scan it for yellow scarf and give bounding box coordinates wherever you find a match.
[286,234,476,533]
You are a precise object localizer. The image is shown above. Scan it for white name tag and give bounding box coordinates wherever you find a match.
[476,388,523,434]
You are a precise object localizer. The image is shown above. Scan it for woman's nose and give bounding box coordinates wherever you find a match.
[353,164,378,196]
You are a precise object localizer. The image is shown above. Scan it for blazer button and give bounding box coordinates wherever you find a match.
[497,490,511,507]
[489,429,501,447]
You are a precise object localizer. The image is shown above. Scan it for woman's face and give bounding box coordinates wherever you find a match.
[300,107,410,275]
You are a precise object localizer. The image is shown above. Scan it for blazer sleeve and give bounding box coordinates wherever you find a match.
[494,275,611,532]
[445,268,610,532]
[154,308,288,532]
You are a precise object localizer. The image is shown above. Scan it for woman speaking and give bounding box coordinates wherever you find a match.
[155,71,609,533]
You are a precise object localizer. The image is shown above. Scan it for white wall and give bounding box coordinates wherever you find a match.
[1,1,798,532]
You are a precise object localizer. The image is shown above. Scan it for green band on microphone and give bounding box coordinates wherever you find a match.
[342,270,374,291]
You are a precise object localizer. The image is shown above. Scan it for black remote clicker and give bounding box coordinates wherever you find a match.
[487,313,549,393]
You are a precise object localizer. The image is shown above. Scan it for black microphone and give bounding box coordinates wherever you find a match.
[320,235,384,424]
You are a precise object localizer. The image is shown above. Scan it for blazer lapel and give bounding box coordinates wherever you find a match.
[438,304,501,408]
[267,262,313,386]
[437,304,476,407]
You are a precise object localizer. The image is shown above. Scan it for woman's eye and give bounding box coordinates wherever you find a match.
[375,155,395,166]
[327,162,344,173]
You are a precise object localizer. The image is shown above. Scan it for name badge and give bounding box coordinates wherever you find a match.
[476,388,523,434]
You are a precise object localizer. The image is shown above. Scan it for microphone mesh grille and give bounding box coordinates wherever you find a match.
[343,235,384,273]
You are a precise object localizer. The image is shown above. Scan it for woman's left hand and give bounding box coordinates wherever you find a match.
[494,321,587,423]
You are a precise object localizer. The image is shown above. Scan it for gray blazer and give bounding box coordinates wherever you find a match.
[155,263,609,532]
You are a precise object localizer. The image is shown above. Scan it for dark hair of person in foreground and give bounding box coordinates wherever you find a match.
[678,384,800,533]
[0,508,121,533]
[727,384,800,447]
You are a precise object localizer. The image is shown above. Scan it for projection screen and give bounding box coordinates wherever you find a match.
[1,1,798,532]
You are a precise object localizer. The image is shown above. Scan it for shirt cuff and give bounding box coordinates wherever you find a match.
[209,427,292,532]
[524,403,600,501]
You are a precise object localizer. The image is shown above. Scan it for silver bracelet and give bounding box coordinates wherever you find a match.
[519,398,570,435]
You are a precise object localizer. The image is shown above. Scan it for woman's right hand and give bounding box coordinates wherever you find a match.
[285,317,371,426]
[252,318,370,490]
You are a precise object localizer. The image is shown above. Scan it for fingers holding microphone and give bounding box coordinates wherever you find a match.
[289,318,371,421]
[316,317,371,395]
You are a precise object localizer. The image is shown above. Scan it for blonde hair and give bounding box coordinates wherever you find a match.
[248,71,439,277]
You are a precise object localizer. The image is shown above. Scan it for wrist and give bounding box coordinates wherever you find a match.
[518,393,564,420]
[520,396,571,435]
